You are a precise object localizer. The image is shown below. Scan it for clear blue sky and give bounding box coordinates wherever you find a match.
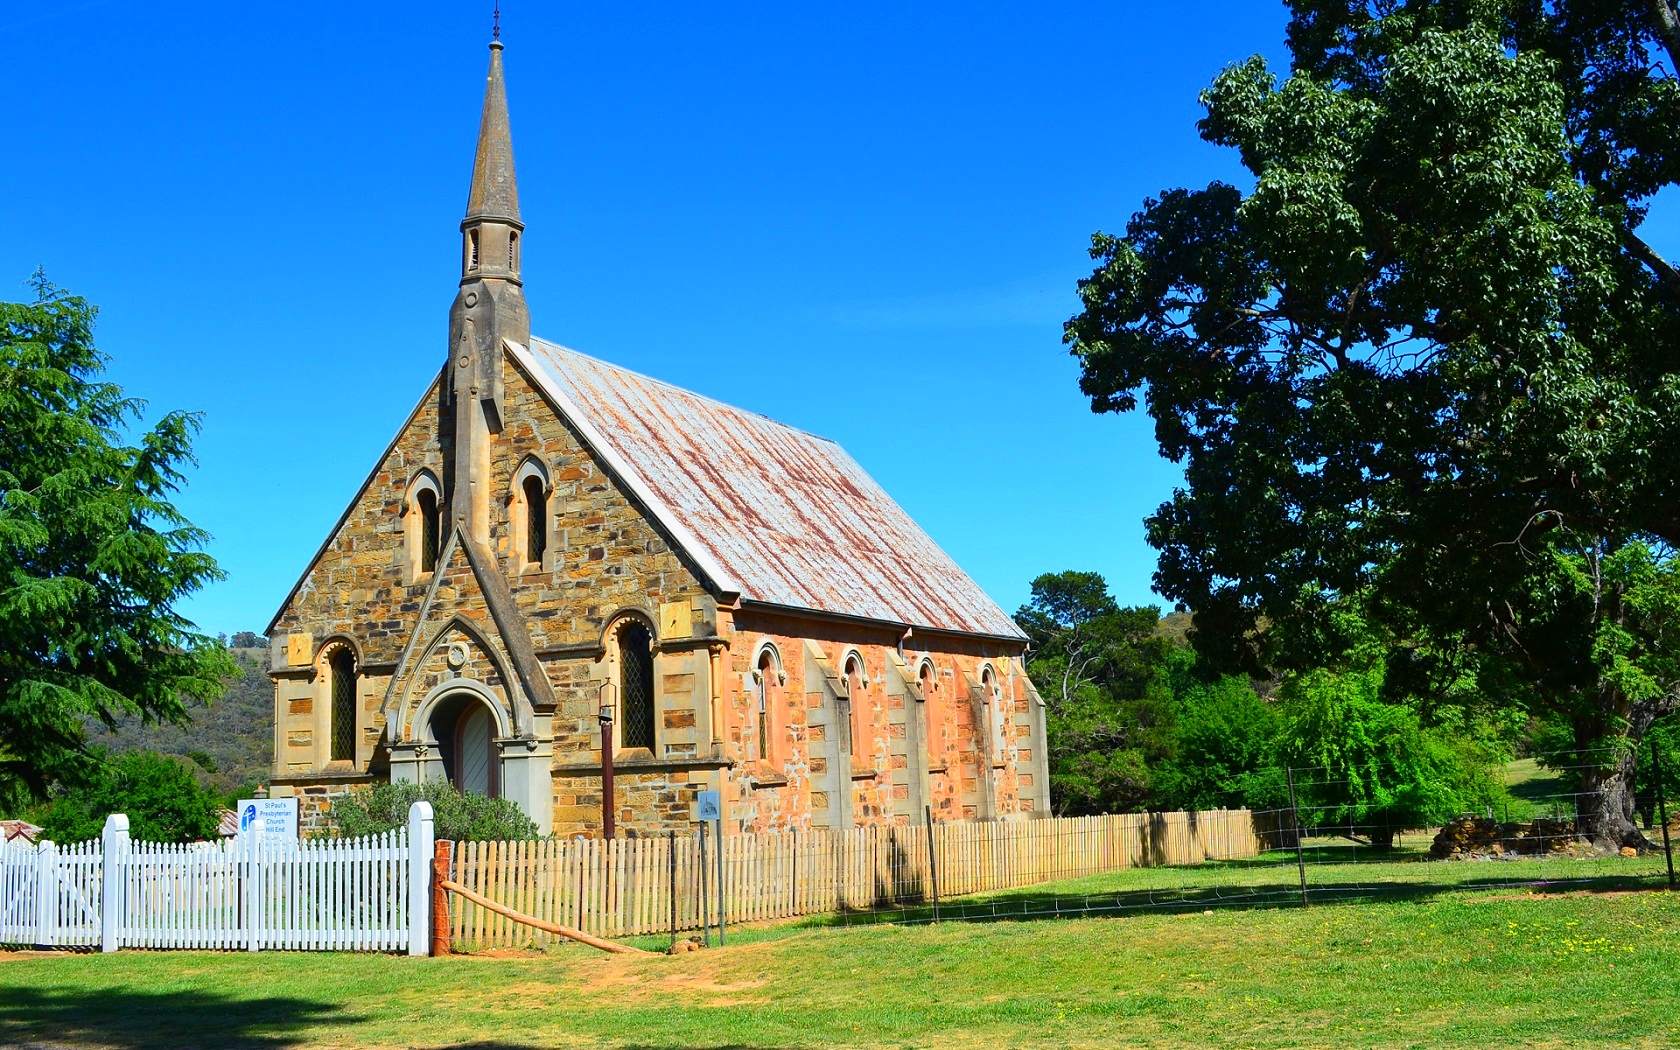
[1,2,1300,637]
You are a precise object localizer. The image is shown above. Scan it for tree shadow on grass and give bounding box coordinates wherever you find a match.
[787,866,1667,931]
[0,986,354,1050]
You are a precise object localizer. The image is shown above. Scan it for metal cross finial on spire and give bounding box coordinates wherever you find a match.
[493,2,500,40]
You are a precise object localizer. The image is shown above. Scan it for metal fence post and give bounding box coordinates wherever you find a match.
[716,821,726,946]
[667,830,677,951]
[34,839,56,948]
[1652,744,1676,890]
[1285,766,1309,908]
[100,814,128,953]
[407,801,435,956]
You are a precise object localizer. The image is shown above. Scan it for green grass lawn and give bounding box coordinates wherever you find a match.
[5,855,1679,1049]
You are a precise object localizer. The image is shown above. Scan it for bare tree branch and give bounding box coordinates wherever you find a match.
[1623,224,1680,296]
[1649,0,1680,73]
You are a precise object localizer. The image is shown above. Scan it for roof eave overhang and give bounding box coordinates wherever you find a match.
[736,597,1029,650]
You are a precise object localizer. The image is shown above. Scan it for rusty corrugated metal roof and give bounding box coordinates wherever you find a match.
[517,339,1026,641]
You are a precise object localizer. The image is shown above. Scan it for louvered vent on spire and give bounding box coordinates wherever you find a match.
[466,41,520,222]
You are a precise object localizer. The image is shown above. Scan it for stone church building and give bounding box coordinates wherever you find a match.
[265,40,1050,836]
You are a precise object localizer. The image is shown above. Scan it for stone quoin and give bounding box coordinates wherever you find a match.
[264,37,1052,836]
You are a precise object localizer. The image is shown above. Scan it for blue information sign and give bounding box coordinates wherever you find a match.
[696,790,721,821]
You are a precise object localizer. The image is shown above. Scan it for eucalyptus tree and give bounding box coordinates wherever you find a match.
[1066,1,1680,847]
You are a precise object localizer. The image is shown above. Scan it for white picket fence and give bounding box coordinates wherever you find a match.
[0,804,434,953]
[0,838,102,947]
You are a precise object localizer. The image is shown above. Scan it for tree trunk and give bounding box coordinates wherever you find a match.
[1577,744,1646,851]
[1367,825,1395,851]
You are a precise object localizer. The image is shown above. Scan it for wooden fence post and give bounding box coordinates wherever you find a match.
[407,801,435,956]
[432,840,454,956]
[100,814,129,953]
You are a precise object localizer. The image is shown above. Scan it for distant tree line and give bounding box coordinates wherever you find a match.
[1020,571,1680,847]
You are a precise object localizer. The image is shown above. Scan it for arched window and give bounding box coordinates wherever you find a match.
[329,647,357,763]
[754,648,780,763]
[417,488,440,574]
[510,459,550,574]
[522,475,546,564]
[508,230,519,271]
[617,620,655,751]
[919,660,941,764]
[844,654,866,766]
[467,229,480,271]
[982,665,1004,759]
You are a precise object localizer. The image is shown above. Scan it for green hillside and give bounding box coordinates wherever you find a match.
[87,647,273,802]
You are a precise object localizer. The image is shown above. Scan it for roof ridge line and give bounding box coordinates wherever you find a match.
[527,334,841,445]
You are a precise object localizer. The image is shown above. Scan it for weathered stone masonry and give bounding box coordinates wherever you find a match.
[265,38,1050,836]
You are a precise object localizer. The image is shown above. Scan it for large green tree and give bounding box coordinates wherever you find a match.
[0,275,234,805]
[1065,1,1680,847]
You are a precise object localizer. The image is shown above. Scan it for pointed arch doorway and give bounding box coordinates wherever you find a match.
[429,691,500,798]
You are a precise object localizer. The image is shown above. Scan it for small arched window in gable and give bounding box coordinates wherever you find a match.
[522,475,546,564]
[329,647,357,763]
[405,472,444,583]
[510,459,551,574]
[417,488,440,574]
[617,620,656,751]
[508,230,520,272]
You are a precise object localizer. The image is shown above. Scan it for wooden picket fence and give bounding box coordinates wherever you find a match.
[447,808,1276,948]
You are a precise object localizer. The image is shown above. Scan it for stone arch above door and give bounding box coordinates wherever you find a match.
[387,618,519,743]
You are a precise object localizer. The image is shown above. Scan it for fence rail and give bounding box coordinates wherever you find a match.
[447,808,1274,948]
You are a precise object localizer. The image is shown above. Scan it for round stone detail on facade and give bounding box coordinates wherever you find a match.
[447,642,469,669]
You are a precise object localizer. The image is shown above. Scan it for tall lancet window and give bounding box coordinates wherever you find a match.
[508,231,519,271]
[754,647,781,763]
[418,488,440,573]
[467,229,480,271]
[617,620,656,751]
[329,647,357,763]
[844,654,867,767]
[523,474,546,564]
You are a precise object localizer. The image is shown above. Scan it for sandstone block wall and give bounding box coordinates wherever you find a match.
[268,355,1048,836]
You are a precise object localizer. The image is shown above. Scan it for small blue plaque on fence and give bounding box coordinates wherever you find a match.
[696,790,720,822]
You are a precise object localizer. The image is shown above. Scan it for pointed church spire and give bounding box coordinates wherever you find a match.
[466,41,520,224]
[447,38,530,549]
